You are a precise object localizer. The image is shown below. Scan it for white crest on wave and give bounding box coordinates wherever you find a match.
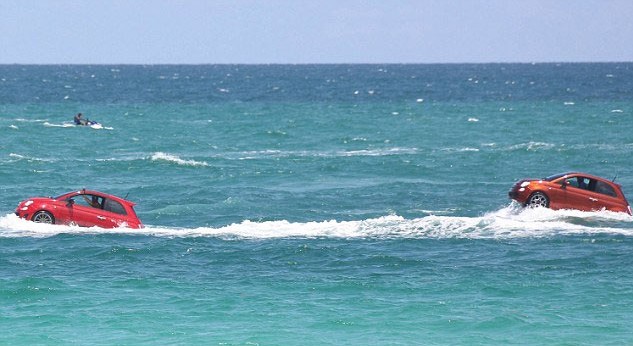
[1,206,631,239]
[150,152,208,167]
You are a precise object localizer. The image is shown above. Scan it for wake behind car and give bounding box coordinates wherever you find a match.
[509,172,632,215]
[15,189,143,228]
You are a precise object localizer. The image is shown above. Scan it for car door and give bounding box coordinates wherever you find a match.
[562,176,595,211]
[51,197,74,225]
[65,193,115,227]
[548,176,575,209]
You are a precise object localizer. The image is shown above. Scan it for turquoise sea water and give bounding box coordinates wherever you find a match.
[1,63,633,344]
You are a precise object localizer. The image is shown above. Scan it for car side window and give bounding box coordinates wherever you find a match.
[566,177,589,190]
[103,199,127,215]
[565,178,579,188]
[594,181,617,197]
[73,194,103,209]
[577,177,590,189]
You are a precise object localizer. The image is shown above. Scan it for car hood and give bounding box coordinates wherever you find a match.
[513,178,540,184]
[20,196,55,204]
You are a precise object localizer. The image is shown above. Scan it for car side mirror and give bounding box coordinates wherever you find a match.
[67,198,75,207]
[561,181,567,189]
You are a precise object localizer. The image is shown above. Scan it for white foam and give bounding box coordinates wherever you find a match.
[0,213,112,238]
[42,122,113,130]
[150,152,208,167]
[15,118,47,123]
[233,148,420,160]
[43,122,76,128]
[8,153,53,162]
[440,147,480,152]
[340,147,418,157]
[1,205,631,239]
[508,141,556,151]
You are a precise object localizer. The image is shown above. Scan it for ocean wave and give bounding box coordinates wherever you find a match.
[150,152,209,167]
[236,147,419,160]
[439,147,480,153]
[508,141,556,151]
[1,206,631,239]
[6,153,55,163]
[339,147,419,157]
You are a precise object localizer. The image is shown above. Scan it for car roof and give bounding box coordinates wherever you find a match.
[547,172,620,186]
[63,189,137,206]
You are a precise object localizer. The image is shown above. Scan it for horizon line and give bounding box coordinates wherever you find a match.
[1,61,632,66]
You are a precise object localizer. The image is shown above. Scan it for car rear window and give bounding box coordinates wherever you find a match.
[594,181,617,197]
[104,199,127,215]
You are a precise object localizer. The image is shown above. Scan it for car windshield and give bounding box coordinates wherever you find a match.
[54,193,72,200]
[544,173,569,181]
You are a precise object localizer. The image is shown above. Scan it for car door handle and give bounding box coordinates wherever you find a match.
[589,197,598,202]
[97,216,106,220]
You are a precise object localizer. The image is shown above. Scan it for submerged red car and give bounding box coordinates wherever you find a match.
[15,189,143,228]
[509,172,632,215]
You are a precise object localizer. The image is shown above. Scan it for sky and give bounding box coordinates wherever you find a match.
[1,0,632,64]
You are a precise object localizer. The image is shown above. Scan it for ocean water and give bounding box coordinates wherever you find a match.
[1,63,633,344]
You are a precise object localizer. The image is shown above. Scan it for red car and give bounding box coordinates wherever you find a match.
[15,189,143,228]
[509,172,632,215]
